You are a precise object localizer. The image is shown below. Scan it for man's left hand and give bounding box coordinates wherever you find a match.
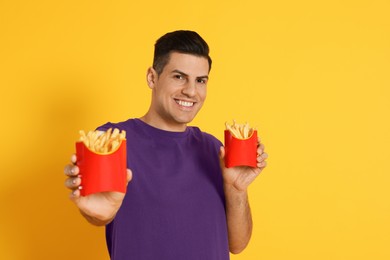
[219,138,268,192]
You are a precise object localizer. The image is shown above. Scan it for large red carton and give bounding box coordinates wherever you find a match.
[75,140,127,196]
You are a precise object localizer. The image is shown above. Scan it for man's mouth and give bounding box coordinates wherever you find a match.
[175,99,195,108]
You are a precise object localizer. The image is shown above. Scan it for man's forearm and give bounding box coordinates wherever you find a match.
[224,185,253,254]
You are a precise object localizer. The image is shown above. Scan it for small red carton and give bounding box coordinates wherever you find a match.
[75,140,127,196]
[224,130,257,168]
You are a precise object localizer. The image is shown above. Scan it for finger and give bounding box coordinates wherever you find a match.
[70,154,77,164]
[64,164,79,177]
[257,143,265,155]
[64,176,81,190]
[257,152,268,162]
[69,188,81,202]
[259,143,265,151]
[257,160,267,169]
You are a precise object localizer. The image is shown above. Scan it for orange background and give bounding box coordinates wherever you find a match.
[1,0,389,259]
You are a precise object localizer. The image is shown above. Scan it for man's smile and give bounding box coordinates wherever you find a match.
[174,99,195,108]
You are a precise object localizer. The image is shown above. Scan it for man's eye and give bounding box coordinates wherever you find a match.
[197,78,207,84]
[174,75,184,80]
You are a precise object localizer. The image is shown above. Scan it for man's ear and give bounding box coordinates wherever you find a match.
[146,67,157,89]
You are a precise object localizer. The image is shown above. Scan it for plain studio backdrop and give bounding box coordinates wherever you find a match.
[0,0,389,259]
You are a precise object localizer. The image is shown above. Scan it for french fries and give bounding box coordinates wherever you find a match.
[225,120,255,139]
[78,128,126,153]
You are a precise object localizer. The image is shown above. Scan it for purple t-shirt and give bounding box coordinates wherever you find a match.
[99,119,229,260]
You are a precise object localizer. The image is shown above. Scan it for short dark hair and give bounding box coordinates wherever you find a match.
[153,30,212,75]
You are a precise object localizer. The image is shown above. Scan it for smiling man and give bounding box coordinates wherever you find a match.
[142,52,209,131]
[64,30,268,260]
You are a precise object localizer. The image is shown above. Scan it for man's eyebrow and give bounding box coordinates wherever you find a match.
[197,75,209,80]
[172,69,208,79]
[172,69,189,77]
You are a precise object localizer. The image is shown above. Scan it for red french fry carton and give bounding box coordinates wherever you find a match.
[224,130,257,168]
[75,140,127,196]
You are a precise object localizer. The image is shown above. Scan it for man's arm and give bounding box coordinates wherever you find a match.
[219,140,267,253]
[224,184,253,253]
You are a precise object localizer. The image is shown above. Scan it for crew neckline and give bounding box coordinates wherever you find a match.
[133,118,191,138]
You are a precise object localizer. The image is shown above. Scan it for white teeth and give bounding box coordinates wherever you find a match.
[177,100,194,107]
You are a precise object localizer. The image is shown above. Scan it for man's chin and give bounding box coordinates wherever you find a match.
[175,114,198,125]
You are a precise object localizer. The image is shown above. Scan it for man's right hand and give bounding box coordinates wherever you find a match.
[64,154,132,226]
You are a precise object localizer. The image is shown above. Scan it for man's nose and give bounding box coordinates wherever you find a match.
[181,81,196,97]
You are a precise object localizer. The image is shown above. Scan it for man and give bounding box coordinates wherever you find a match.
[64,30,268,259]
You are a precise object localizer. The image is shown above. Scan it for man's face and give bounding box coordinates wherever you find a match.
[147,52,209,131]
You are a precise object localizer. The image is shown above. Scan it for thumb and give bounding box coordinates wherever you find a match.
[219,146,227,170]
[126,169,133,184]
[219,146,225,160]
